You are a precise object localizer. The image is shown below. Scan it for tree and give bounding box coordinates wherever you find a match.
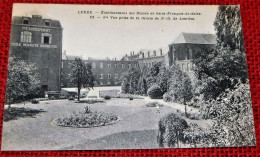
[163,66,193,116]
[146,62,162,88]
[156,62,169,94]
[5,57,40,107]
[193,5,248,101]
[68,58,95,101]
[121,67,141,94]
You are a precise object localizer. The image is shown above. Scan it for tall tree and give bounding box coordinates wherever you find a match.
[193,5,248,101]
[121,67,141,94]
[68,58,95,101]
[5,57,40,107]
[166,66,193,116]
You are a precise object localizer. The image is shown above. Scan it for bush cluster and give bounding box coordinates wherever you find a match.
[121,62,193,103]
[157,113,189,147]
[104,96,111,100]
[147,84,163,99]
[158,114,213,148]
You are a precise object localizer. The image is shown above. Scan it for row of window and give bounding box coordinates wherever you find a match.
[20,31,52,44]
[23,19,50,26]
[99,81,112,86]
[92,62,138,69]
[143,62,156,68]
[99,73,118,79]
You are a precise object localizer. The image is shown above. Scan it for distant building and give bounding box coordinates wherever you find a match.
[85,59,138,86]
[61,51,83,87]
[61,32,216,87]
[166,32,217,79]
[10,15,63,91]
[136,48,167,69]
[61,53,138,87]
[122,48,167,69]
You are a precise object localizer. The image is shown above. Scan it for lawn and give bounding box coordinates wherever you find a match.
[1,97,211,150]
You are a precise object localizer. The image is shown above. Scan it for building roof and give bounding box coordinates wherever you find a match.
[172,32,217,44]
[66,55,82,60]
[12,15,62,28]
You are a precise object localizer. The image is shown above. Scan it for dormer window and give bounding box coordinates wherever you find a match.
[45,20,50,26]
[23,19,29,24]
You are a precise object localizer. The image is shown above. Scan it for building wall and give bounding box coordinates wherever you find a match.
[167,43,216,80]
[9,15,63,91]
[61,59,138,87]
[137,56,165,69]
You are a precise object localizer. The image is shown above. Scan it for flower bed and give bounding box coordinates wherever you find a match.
[53,106,119,128]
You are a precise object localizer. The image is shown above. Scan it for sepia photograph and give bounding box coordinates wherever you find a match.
[1,4,256,150]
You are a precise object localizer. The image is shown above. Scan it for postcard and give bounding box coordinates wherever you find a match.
[1,4,256,150]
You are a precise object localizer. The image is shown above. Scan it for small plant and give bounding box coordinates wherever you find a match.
[147,84,163,99]
[129,97,133,100]
[104,96,111,100]
[84,106,91,113]
[31,99,39,104]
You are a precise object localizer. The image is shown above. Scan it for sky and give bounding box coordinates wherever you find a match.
[12,4,219,59]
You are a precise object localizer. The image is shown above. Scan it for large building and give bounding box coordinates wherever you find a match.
[10,15,63,91]
[62,52,138,87]
[61,32,216,87]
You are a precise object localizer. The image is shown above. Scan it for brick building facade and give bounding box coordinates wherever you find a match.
[10,15,63,91]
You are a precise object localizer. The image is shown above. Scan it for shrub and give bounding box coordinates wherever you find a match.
[163,91,175,102]
[129,97,133,100]
[145,101,163,107]
[147,84,163,99]
[182,123,212,147]
[158,113,189,147]
[206,82,256,147]
[55,106,119,128]
[104,96,111,100]
[31,99,39,104]
[4,107,45,121]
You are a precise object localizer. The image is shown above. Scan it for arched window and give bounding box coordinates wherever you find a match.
[20,31,32,43]
[41,33,52,44]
